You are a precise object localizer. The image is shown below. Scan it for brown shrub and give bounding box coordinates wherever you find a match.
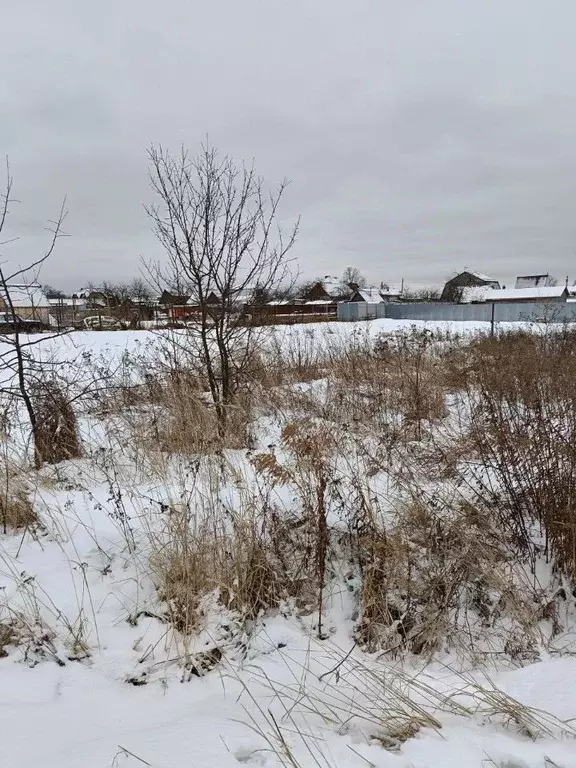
[0,484,36,533]
[31,382,82,466]
[149,501,283,634]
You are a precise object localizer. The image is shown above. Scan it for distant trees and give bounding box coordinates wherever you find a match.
[42,285,65,299]
[402,286,442,301]
[340,266,367,293]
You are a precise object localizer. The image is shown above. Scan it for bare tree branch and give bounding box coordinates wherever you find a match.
[146,141,298,431]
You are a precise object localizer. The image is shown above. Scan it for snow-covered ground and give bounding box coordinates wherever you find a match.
[4,470,576,768]
[2,320,576,768]
[0,316,533,363]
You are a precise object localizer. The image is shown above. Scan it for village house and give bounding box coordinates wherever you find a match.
[0,283,53,325]
[48,295,87,326]
[348,287,385,303]
[440,271,501,302]
[157,290,223,322]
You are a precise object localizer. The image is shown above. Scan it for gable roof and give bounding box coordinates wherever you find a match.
[468,271,499,283]
[350,288,384,303]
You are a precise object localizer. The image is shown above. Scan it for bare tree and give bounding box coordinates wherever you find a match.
[340,266,367,293]
[402,286,442,302]
[146,143,298,432]
[129,277,154,304]
[0,159,81,467]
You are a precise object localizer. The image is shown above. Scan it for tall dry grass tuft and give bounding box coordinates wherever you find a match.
[31,381,82,465]
[0,475,36,533]
[148,486,284,634]
[252,418,340,638]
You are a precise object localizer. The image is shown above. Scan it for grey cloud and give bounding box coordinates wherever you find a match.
[2,0,576,290]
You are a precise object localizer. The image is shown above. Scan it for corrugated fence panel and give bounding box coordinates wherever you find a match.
[338,301,576,323]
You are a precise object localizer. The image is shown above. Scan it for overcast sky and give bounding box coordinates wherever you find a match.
[2,0,576,291]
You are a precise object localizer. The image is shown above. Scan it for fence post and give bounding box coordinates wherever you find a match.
[490,302,495,336]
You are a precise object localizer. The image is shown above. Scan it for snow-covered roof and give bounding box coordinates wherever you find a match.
[48,297,87,307]
[267,299,290,306]
[1,283,50,308]
[353,288,384,303]
[305,299,337,305]
[468,271,499,283]
[490,286,568,301]
[380,283,403,296]
[462,285,569,303]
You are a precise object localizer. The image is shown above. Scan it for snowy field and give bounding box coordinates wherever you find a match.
[2,319,576,768]
[0,316,530,358]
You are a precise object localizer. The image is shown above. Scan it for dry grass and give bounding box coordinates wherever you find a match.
[31,381,82,465]
[354,496,546,659]
[242,645,576,762]
[447,328,576,578]
[148,493,284,634]
[0,469,36,533]
[74,325,576,662]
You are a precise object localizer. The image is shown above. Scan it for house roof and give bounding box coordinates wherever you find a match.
[48,297,87,307]
[159,291,190,305]
[490,286,568,301]
[380,283,403,296]
[460,286,492,303]
[1,283,50,308]
[352,288,384,303]
[468,271,499,283]
[462,285,571,302]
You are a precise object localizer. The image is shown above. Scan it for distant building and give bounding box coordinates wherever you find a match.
[300,276,343,303]
[0,283,53,325]
[379,282,404,301]
[440,271,500,302]
[349,288,385,304]
[158,290,191,321]
[461,285,573,304]
[48,295,87,326]
[515,274,553,289]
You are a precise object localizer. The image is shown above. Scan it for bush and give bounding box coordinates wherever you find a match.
[31,382,82,465]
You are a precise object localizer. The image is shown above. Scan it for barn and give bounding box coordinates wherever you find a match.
[440,271,500,302]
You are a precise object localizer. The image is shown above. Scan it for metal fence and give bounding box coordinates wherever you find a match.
[338,301,576,324]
